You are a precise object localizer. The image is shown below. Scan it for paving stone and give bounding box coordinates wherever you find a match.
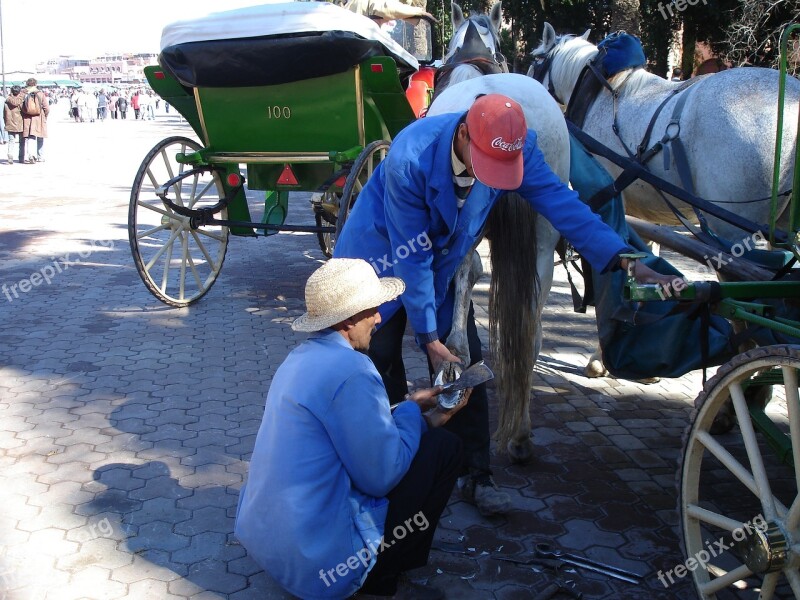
[109,554,184,585]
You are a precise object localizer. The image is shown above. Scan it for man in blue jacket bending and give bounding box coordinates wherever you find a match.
[334,94,673,516]
[235,258,469,599]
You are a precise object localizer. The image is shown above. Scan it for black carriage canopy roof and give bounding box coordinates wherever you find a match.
[158,2,419,88]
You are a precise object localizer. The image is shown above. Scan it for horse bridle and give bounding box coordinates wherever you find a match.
[443,20,509,73]
[530,52,558,102]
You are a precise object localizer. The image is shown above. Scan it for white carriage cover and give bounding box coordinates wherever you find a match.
[159,1,419,87]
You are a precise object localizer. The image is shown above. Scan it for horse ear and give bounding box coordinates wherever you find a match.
[542,22,556,51]
[451,2,465,31]
[490,2,503,33]
[580,29,591,41]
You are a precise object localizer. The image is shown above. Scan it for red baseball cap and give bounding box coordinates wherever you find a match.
[466,94,527,190]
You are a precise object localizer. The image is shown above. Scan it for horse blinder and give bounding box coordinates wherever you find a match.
[532,54,557,101]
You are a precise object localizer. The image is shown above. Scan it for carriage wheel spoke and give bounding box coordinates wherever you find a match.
[685,504,745,532]
[145,223,184,272]
[138,201,174,219]
[145,165,162,194]
[160,233,175,293]
[731,381,781,521]
[787,569,800,596]
[695,430,764,498]
[784,367,800,531]
[179,231,188,301]
[188,178,215,209]
[196,228,225,242]
[190,230,216,268]
[759,571,780,599]
[698,564,752,594]
[137,224,170,240]
[161,147,189,208]
[185,247,204,290]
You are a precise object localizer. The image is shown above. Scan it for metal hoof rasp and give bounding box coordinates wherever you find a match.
[533,543,642,584]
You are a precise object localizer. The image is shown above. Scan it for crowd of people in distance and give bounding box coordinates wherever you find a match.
[67,88,167,123]
[1,83,171,165]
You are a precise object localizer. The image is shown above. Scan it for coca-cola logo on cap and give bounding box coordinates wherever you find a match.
[491,137,524,152]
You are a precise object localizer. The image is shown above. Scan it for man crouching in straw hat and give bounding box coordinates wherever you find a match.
[235,258,470,600]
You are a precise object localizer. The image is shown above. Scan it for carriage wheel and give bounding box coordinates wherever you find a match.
[680,345,800,599]
[315,189,342,258]
[128,136,229,307]
[336,140,390,239]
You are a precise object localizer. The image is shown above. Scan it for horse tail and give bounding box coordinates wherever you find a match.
[486,192,539,451]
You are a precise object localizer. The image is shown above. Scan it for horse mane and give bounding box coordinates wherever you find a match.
[547,35,598,104]
[610,68,659,96]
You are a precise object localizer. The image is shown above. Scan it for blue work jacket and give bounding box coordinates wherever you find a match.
[234,329,426,600]
[334,112,628,341]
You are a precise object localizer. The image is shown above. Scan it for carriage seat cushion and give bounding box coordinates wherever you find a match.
[159,2,418,88]
[161,32,415,88]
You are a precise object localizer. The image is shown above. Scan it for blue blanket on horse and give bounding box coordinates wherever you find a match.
[568,134,734,379]
[597,32,646,77]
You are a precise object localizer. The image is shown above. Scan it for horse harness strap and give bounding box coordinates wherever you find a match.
[638,77,706,186]
[585,77,706,212]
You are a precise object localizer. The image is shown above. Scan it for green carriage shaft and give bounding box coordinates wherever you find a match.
[145,53,415,237]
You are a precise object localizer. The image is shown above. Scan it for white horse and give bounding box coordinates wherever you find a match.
[428,3,569,463]
[531,23,799,243]
[530,23,800,377]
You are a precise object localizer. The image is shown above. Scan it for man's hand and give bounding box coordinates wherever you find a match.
[622,258,684,291]
[425,340,462,373]
[424,388,471,428]
[405,386,443,412]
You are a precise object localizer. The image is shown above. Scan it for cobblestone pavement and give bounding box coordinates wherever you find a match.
[0,103,711,599]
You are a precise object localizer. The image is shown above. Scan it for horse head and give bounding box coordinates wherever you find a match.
[434,2,507,95]
[529,22,593,105]
[445,2,504,64]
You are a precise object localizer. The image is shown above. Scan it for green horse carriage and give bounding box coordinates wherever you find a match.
[128,2,433,306]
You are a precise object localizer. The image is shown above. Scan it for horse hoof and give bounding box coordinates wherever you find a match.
[507,437,535,465]
[584,359,608,378]
[635,377,661,385]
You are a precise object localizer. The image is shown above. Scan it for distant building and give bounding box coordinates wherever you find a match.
[36,52,158,85]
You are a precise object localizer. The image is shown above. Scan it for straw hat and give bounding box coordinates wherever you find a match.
[292,259,405,332]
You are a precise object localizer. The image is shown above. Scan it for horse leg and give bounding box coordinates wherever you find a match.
[445,244,482,365]
[506,216,559,464]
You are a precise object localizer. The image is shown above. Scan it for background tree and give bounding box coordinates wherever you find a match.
[724,0,800,74]
[638,0,678,75]
[610,0,641,35]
